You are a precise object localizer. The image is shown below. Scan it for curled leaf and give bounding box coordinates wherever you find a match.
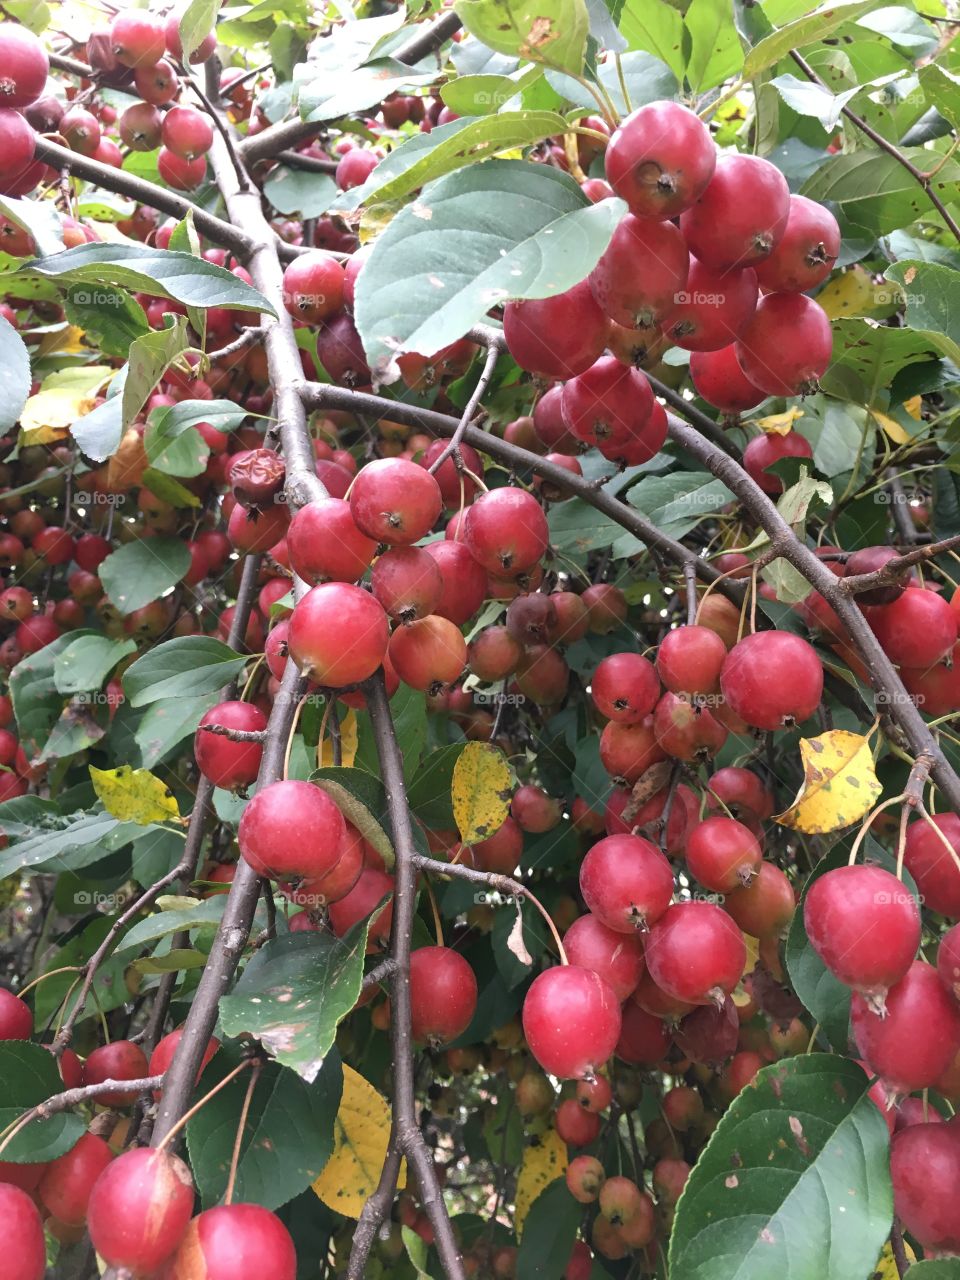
[775,730,881,835]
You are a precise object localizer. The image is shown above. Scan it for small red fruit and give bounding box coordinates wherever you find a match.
[681,155,790,271]
[288,583,390,685]
[238,779,346,883]
[562,914,645,1001]
[38,1132,113,1226]
[735,294,832,397]
[502,281,607,379]
[604,101,716,220]
[522,966,621,1079]
[645,902,746,1006]
[82,1040,150,1107]
[852,960,960,1093]
[720,630,823,731]
[87,1147,194,1272]
[409,946,478,1045]
[349,458,442,546]
[0,988,32,1040]
[162,1203,297,1280]
[0,1183,45,1280]
[754,194,840,294]
[579,834,674,933]
[463,487,548,577]
[685,817,763,893]
[194,701,267,791]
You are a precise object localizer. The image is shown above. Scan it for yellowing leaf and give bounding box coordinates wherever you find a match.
[35,324,87,359]
[871,410,911,445]
[89,765,180,825]
[452,741,512,844]
[816,265,877,319]
[20,388,96,440]
[775,730,882,835]
[750,407,803,436]
[515,1127,567,1235]
[313,1064,404,1217]
[742,932,760,977]
[904,395,922,420]
[871,1239,915,1279]
[319,708,358,768]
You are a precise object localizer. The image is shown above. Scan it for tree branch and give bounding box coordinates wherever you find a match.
[659,392,960,812]
[354,672,465,1280]
[791,49,960,246]
[840,533,960,596]
[150,79,329,1146]
[298,381,742,601]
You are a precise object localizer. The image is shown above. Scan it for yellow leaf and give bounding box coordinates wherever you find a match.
[319,708,358,768]
[750,407,803,436]
[816,265,877,319]
[35,324,87,358]
[904,395,922,420]
[20,388,96,439]
[775,730,882,835]
[871,1239,915,1279]
[89,765,180,825]
[871,410,911,445]
[515,1127,567,1236]
[742,932,760,976]
[313,1065,404,1217]
[452,740,512,844]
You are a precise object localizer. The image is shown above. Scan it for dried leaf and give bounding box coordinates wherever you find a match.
[750,407,804,436]
[507,904,533,967]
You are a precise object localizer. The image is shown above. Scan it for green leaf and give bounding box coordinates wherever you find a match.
[769,74,860,130]
[406,745,467,827]
[187,1046,342,1210]
[10,632,81,757]
[0,194,64,257]
[0,810,125,880]
[71,380,124,461]
[354,161,624,373]
[627,471,731,539]
[263,166,337,218]
[311,767,395,869]
[0,1042,85,1162]
[801,149,960,238]
[669,1055,892,1280]
[219,928,369,1082]
[454,0,589,74]
[131,695,213,769]
[907,1264,960,1279]
[115,895,232,954]
[618,0,684,80]
[402,1225,433,1279]
[441,71,538,115]
[139,468,202,509]
[0,312,30,433]
[178,0,218,59]
[123,316,190,426]
[98,538,191,615]
[297,60,437,123]
[124,635,250,707]
[684,0,744,93]
[884,259,960,366]
[919,62,960,129]
[145,398,244,476]
[784,851,851,1050]
[516,1179,580,1280]
[63,286,150,359]
[53,635,136,695]
[335,112,568,211]
[743,0,880,77]
[822,318,938,404]
[24,244,275,315]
